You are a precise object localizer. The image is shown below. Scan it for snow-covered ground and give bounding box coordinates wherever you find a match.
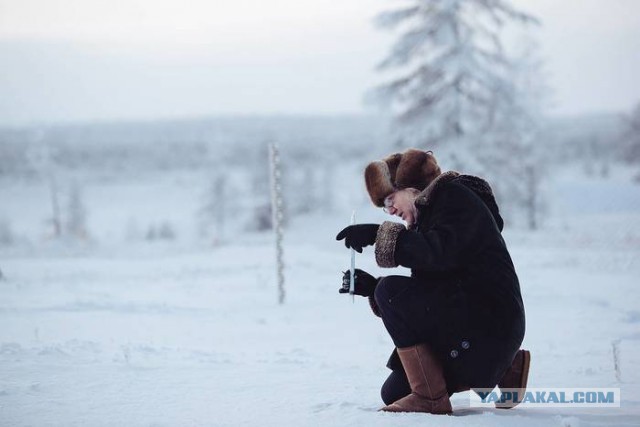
[1,165,640,427]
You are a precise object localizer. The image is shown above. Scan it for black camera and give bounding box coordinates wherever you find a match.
[341,270,353,293]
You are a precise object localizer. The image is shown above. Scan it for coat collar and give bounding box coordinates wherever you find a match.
[415,170,460,207]
[413,170,504,231]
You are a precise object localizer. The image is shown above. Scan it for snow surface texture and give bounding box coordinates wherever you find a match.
[1,165,640,427]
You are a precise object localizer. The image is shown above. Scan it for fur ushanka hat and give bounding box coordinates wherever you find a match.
[364,149,441,207]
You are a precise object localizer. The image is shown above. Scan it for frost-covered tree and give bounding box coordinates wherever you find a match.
[46,172,63,238]
[26,133,63,238]
[371,0,538,147]
[158,221,176,240]
[621,102,640,167]
[145,222,176,241]
[198,173,227,244]
[319,159,336,212]
[287,150,320,215]
[297,167,315,214]
[248,143,273,232]
[0,218,14,246]
[66,182,88,239]
[474,39,549,229]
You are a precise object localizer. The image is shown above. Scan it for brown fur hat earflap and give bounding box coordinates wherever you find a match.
[364,149,441,207]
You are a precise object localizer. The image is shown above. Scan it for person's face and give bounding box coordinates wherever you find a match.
[383,188,419,226]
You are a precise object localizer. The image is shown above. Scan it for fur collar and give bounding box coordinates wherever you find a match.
[414,170,504,231]
[415,171,460,207]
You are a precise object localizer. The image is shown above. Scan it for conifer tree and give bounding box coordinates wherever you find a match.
[371,0,538,147]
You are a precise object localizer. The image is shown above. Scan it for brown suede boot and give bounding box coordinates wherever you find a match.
[381,344,453,414]
[496,349,531,409]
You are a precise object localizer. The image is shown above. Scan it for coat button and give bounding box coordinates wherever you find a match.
[461,340,470,350]
[450,350,459,358]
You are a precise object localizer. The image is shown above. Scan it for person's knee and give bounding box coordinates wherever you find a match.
[374,276,391,308]
[375,276,404,308]
[375,276,414,310]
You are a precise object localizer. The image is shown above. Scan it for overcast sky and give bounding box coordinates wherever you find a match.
[0,0,639,126]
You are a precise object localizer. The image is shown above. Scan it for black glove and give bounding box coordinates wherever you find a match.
[336,224,380,253]
[339,269,378,297]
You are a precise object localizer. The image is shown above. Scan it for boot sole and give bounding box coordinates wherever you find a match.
[379,404,452,415]
[495,350,531,409]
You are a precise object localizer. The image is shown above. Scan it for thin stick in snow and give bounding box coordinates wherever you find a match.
[349,211,356,303]
[268,142,285,305]
[612,340,622,382]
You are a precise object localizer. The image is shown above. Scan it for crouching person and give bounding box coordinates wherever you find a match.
[336,149,530,415]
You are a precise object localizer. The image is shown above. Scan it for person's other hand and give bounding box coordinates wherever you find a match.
[339,269,378,297]
[335,224,379,253]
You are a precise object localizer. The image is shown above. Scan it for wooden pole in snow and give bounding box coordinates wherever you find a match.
[269,142,285,304]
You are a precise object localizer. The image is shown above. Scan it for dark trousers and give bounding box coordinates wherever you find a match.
[374,275,442,348]
[374,275,522,402]
[381,368,412,405]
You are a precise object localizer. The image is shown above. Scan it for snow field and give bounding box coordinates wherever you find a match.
[1,165,640,426]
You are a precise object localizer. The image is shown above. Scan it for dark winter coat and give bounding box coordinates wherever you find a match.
[370,171,526,388]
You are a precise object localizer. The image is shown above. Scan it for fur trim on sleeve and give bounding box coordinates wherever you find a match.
[375,221,406,268]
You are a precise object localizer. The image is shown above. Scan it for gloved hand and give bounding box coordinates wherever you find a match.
[339,269,378,297]
[336,224,380,253]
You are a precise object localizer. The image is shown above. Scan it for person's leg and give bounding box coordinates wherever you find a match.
[381,369,411,406]
[374,276,452,414]
[381,343,452,414]
[373,275,439,347]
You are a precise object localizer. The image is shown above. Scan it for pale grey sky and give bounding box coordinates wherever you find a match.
[0,0,639,125]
